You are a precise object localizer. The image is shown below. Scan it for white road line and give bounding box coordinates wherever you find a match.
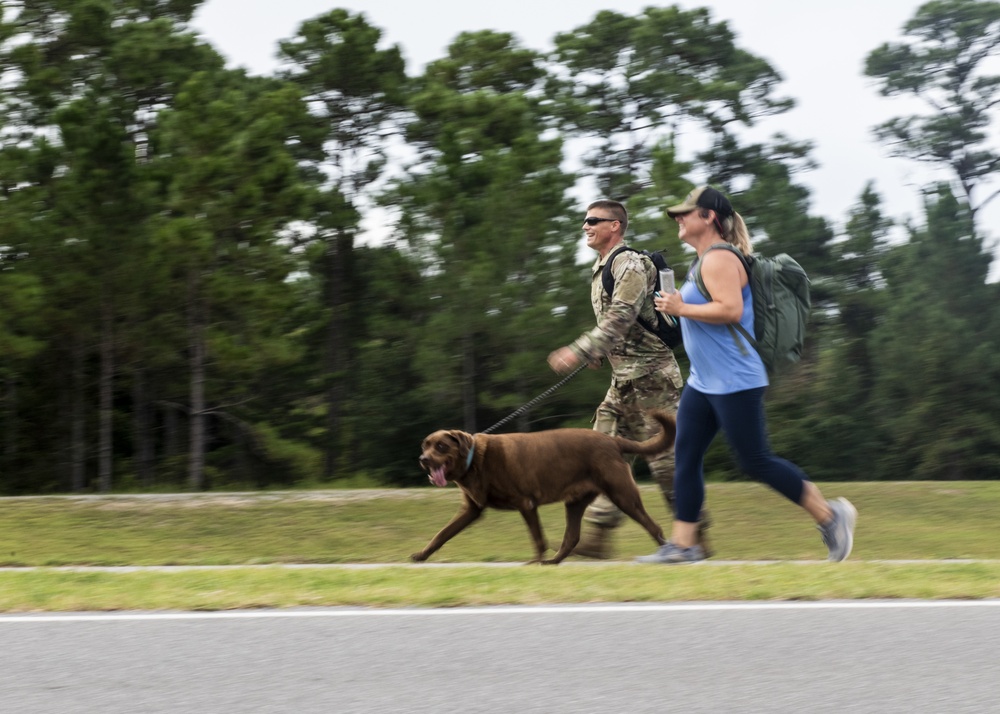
[1,600,1000,623]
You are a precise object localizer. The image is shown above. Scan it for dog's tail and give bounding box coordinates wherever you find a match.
[614,409,676,456]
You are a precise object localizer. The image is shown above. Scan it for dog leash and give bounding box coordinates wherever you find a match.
[481,363,588,434]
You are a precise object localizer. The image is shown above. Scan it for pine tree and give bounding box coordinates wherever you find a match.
[388,31,578,433]
[871,186,1000,479]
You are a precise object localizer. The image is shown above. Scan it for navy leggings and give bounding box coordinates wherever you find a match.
[674,385,808,523]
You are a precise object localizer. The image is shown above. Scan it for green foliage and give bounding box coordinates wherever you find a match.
[389,30,579,433]
[2,3,1000,493]
[278,8,406,188]
[865,0,1000,217]
[152,69,313,488]
[0,271,44,364]
[549,6,792,201]
[869,187,1000,479]
[277,10,408,480]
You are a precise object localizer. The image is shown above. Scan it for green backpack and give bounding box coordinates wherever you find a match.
[691,243,810,377]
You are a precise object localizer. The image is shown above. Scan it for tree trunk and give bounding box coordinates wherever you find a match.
[164,403,179,460]
[98,303,114,493]
[3,378,16,478]
[188,278,206,491]
[71,342,86,492]
[322,231,350,480]
[132,368,154,488]
[462,329,476,432]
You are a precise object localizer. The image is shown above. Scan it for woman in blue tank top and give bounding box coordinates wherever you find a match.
[637,186,857,564]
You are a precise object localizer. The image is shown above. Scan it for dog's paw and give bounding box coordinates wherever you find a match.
[410,552,429,562]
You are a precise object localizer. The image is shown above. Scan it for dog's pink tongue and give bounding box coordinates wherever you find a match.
[430,466,448,488]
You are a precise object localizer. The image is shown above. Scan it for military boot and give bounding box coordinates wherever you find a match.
[573,524,615,559]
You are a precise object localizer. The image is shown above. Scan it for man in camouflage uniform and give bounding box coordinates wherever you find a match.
[548,199,710,559]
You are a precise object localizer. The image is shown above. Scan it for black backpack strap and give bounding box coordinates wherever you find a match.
[601,245,674,345]
[601,245,637,297]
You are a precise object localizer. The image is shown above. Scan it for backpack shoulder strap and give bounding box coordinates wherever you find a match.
[691,243,746,298]
[601,245,638,296]
[600,244,679,346]
[690,243,755,353]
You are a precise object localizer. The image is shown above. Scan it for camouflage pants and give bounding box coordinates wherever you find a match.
[585,370,680,527]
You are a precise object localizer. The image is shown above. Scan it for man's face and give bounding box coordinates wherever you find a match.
[583,210,620,254]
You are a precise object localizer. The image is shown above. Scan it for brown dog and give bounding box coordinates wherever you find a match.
[412,410,674,564]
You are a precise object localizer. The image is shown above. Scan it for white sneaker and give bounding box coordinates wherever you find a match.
[818,498,857,562]
[636,541,706,564]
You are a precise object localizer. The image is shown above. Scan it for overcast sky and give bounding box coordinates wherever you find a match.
[190,0,999,267]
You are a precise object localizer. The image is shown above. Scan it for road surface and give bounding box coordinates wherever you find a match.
[3,601,998,713]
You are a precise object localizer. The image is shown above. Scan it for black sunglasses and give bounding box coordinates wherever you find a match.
[583,217,618,226]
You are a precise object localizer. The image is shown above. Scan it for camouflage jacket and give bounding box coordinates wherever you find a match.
[569,242,684,387]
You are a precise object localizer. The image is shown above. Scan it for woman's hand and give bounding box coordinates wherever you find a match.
[655,291,684,316]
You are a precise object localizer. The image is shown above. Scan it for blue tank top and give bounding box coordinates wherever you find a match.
[679,271,768,394]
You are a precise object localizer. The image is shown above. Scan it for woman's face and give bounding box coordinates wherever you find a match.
[675,210,700,243]
[675,209,715,245]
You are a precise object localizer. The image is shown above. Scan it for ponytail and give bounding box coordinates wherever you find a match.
[721,211,753,256]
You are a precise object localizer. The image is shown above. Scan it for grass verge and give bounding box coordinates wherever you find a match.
[1,482,998,611]
[2,563,999,612]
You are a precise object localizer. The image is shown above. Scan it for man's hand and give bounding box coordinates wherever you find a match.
[547,346,581,375]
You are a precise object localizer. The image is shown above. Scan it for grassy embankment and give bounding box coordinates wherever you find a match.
[1,481,998,611]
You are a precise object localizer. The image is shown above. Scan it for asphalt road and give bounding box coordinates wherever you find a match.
[3,601,999,714]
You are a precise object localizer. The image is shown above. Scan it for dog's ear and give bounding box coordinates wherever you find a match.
[446,430,474,461]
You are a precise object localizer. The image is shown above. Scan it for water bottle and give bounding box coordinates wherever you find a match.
[658,268,675,294]
[657,268,678,327]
